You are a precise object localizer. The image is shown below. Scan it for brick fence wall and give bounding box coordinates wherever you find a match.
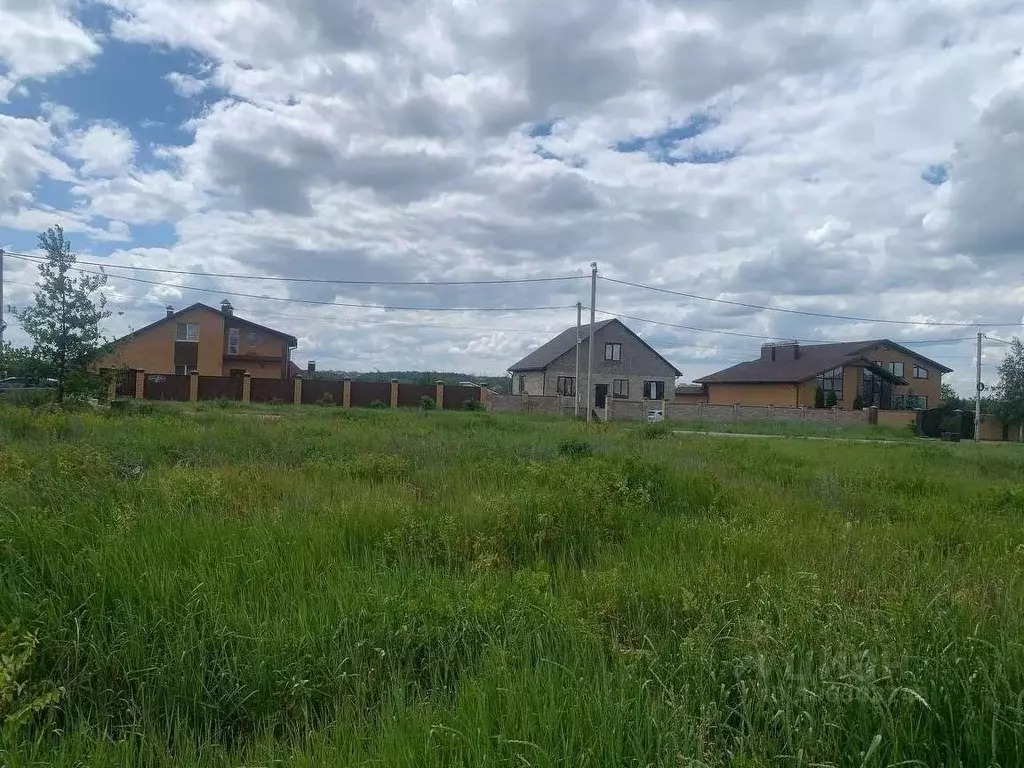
[485,392,574,416]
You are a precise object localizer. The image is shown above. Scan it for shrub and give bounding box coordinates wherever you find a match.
[461,398,484,411]
[558,438,593,458]
[369,399,388,409]
[825,390,838,408]
[420,395,436,411]
[0,389,56,408]
[317,391,334,406]
[814,387,826,409]
[640,422,670,440]
[853,393,865,410]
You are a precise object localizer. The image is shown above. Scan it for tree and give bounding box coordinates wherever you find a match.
[852,393,865,410]
[940,381,960,408]
[994,336,1024,441]
[814,386,825,409]
[825,390,838,408]
[11,226,109,402]
[0,342,50,380]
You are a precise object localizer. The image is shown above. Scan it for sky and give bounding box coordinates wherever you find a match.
[1,0,1023,391]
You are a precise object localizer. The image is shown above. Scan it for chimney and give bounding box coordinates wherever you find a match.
[307,360,316,375]
[165,305,174,318]
[220,300,233,316]
[761,341,800,362]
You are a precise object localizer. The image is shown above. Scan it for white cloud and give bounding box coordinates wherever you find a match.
[65,123,137,177]
[0,0,100,97]
[165,71,207,98]
[1,0,1023,390]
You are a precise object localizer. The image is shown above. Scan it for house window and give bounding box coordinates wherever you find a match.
[228,328,240,355]
[247,332,259,347]
[905,394,928,409]
[613,379,629,398]
[556,376,576,396]
[174,365,197,375]
[517,375,525,394]
[643,380,665,400]
[604,342,622,362]
[175,322,199,342]
[818,367,844,398]
[913,365,929,379]
[887,361,905,378]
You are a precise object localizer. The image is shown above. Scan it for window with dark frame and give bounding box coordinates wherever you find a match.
[228,327,240,355]
[612,379,629,398]
[817,367,844,399]
[643,380,665,400]
[174,365,197,375]
[887,361,905,378]
[913,365,929,379]
[604,342,622,362]
[556,376,576,396]
[175,322,199,342]
[517,375,525,394]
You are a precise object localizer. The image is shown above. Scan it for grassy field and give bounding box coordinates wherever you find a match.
[1,404,1023,766]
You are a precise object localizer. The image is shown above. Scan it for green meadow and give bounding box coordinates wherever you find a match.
[1,404,1023,766]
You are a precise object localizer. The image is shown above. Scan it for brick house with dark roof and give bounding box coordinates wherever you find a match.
[695,340,952,410]
[96,301,298,379]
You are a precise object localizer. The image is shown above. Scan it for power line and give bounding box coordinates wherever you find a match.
[602,275,1023,328]
[3,250,584,287]
[9,259,574,314]
[595,309,977,345]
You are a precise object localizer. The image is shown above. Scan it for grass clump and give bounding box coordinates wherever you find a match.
[0,405,1023,766]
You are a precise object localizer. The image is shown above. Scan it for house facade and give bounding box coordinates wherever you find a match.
[96,301,298,379]
[509,319,681,408]
[695,340,951,410]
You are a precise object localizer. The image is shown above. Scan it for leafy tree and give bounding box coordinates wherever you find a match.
[940,381,963,410]
[0,342,50,380]
[994,336,1024,441]
[814,387,825,409]
[825,390,838,408]
[11,226,109,401]
[852,393,865,410]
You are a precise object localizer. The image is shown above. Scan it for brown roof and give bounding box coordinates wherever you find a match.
[112,302,298,348]
[693,339,948,385]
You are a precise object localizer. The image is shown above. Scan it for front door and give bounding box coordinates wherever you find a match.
[594,384,608,409]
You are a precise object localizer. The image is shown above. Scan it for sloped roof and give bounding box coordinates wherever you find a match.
[508,318,682,375]
[112,302,298,348]
[694,339,933,385]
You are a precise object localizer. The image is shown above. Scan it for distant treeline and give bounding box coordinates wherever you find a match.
[308,370,512,394]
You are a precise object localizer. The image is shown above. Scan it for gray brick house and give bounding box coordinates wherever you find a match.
[508,319,681,408]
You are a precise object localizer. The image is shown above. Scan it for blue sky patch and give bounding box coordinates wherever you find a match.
[921,164,949,185]
[613,112,734,165]
[528,120,559,138]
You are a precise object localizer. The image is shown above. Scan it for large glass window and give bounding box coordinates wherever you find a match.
[913,365,928,379]
[175,322,199,342]
[887,361,905,378]
[556,376,576,396]
[818,367,844,398]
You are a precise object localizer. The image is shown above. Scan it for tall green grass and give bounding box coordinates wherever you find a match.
[1,405,1023,766]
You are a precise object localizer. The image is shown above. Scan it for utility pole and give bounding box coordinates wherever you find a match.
[574,301,582,419]
[975,331,983,443]
[586,262,597,423]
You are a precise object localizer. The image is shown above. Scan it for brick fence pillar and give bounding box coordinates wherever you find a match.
[189,371,199,403]
[436,380,445,409]
[869,406,879,425]
[242,372,251,404]
[390,379,399,408]
[293,374,303,406]
[134,370,146,400]
[343,378,352,408]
